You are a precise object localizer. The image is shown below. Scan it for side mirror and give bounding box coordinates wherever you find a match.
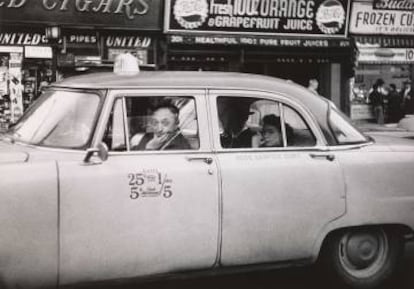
[83,142,109,164]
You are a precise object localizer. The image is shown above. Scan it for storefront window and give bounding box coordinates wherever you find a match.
[353,63,411,105]
[351,62,412,122]
[22,59,53,105]
[0,55,10,130]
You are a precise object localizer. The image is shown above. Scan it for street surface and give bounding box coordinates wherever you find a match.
[91,243,414,289]
[356,121,414,139]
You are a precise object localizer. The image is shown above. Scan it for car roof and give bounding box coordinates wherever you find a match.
[53,71,325,107]
[53,71,334,144]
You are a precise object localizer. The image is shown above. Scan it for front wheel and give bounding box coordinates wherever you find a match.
[324,227,403,289]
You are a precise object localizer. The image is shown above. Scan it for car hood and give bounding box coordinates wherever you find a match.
[0,139,31,163]
[0,136,91,163]
[0,151,29,163]
[369,134,414,152]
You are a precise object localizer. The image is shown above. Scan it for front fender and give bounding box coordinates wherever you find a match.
[0,161,58,289]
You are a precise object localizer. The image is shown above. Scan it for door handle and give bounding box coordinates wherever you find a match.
[309,153,335,162]
[186,157,213,165]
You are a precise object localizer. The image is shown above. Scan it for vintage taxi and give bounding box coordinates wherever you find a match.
[1,58,414,289]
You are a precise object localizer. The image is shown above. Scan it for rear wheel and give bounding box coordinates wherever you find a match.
[324,227,403,289]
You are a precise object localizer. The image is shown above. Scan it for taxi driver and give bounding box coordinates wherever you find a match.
[133,104,191,150]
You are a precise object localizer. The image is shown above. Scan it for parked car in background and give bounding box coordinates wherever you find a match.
[399,114,414,131]
[0,59,414,289]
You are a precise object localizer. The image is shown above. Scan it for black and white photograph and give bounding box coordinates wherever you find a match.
[0,1,414,289]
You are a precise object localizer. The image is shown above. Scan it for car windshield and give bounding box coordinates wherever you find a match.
[328,105,369,145]
[7,89,100,149]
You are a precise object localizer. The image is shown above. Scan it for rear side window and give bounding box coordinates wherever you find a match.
[103,96,199,151]
[216,96,316,149]
[328,106,368,145]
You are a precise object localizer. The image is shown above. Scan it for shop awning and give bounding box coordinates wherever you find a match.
[354,36,414,48]
[168,34,351,48]
[357,46,414,64]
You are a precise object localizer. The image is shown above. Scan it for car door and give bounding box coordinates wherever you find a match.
[209,90,346,266]
[58,90,219,285]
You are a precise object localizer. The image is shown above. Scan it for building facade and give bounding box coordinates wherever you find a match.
[163,0,355,114]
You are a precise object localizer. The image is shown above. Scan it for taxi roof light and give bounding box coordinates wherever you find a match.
[113,53,140,76]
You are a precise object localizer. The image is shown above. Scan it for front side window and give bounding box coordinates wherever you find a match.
[329,106,368,145]
[216,96,316,149]
[8,90,100,148]
[104,96,199,151]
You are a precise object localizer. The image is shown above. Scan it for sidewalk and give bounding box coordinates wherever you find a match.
[355,120,414,138]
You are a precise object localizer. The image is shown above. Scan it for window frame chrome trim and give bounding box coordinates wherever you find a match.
[326,102,371,146]
[122,97,130,152]
[94,89,208,153]
[207,89,327,151]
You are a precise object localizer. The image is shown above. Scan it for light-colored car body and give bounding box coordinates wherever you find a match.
[0,71,413,289]
[398,114,414,131]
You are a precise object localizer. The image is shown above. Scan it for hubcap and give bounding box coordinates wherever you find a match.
[339,229,389,278]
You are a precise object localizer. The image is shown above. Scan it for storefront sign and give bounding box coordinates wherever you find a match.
[0,32,48,46]
[0,0,162,30]
[165,0,350,37]
[358,47,414,63]
[65,31,152,48]
[105,36,152,48]
[102,32,154,65]
[8,52,23,122]
[168,34,351,47]
[350,1,414,35]
[108,48,148,65]
[67,34,98,44]
[373,0,414,11]
[0,46,23,53]
[24,46,52,59]
[0,66,8,96]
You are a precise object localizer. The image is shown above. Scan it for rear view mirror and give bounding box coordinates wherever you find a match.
[83,142,109,164]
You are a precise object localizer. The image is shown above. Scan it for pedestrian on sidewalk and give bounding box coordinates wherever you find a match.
[369,78,386,125]
[307,78,319,95]
[387,83,403,123]
[401,79,414,115]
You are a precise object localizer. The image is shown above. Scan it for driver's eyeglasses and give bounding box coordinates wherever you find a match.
[150,119,173,127]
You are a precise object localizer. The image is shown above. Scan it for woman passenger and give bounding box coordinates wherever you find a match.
[253,114,295,147]
[259,114,283,147]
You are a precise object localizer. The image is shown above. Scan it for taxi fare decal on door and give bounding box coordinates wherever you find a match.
[128,169,173,199]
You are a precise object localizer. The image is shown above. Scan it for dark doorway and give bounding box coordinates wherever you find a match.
[242,61,320,87]
[267,63,320,87]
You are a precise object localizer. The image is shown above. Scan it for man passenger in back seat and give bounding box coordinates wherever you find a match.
[218,98,258,149]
